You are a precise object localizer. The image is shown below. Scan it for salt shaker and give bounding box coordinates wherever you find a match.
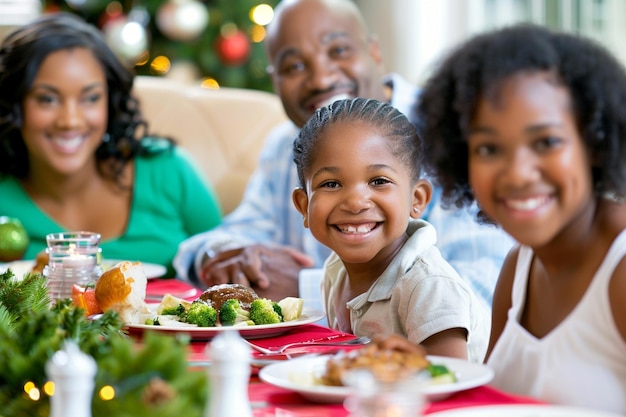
[205,329,252,417]
[46,340,97,417]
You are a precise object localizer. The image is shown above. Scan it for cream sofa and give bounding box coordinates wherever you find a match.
[132,76,288,215]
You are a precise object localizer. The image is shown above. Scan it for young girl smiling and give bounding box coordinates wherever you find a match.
[292,97,490,362]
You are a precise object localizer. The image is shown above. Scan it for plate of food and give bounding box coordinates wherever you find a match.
[0,259,166,280]
[124,305,326,340]
[259,352,494,404]
[96,267,324,341]
[428,404,625,417]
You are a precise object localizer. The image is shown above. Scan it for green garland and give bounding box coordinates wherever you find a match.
[0,270,208,417]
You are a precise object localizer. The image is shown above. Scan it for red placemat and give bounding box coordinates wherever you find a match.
[187,324,355,365]
[247,381,543,416]
[145,278,202,301]
[245,324,353,350]
[423,385,544,414]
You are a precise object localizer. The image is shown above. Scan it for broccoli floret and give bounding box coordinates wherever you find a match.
[428,363,454,378]
[145,317,161,326]
[184,301,217,327]
[249,298,283,325]
[219,298,252,326]
[160,303,186,317]
[272,302,282,317]
[427,363,457,384]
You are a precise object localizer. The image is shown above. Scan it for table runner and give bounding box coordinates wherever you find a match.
[187,324,356,364]
[247,381,543,416]
[145,277,203,301]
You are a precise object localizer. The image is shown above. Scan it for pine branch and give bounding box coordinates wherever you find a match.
[0,270,50,321]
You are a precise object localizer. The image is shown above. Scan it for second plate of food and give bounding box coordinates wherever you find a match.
[259,355,494,404]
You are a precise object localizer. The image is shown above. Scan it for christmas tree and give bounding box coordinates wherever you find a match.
[44,0,279,91]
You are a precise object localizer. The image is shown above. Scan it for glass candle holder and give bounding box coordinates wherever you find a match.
[44,231,103,303]
[343,368,427,417]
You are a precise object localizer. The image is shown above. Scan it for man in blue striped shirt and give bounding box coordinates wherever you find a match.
[174,0,514,306]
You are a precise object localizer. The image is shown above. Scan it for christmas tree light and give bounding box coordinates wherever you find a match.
[44,0,279,91]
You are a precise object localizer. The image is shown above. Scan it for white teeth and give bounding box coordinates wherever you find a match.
[51,136,84,152]
[318,94,351,109]
[340,224,373,234]
[507,197,547,211]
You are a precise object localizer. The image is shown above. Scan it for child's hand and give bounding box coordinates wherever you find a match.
[373,334,426,356]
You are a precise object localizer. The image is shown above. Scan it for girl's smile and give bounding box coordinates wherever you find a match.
[335,221,380,234]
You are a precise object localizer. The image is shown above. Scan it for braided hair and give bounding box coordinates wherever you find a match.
[294,97,423,188]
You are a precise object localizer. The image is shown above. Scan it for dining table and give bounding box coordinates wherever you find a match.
[144,278,545,416]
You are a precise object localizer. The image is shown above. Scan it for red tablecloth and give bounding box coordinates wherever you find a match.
[247,382,542,416]
[187,324,357,364]
[145,277,203,301]
[146,279,544,416]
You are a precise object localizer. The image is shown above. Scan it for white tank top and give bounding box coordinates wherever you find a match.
[487,230,626,414]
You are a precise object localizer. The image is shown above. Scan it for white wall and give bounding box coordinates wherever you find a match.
[0,0,41,42]
[356,0,626,87]
[356,0,479,86]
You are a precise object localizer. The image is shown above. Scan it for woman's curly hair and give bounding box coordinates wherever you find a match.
[415,24,626,211]
[0,12,161,185]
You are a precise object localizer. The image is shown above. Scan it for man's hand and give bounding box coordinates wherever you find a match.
[199,244,314,300]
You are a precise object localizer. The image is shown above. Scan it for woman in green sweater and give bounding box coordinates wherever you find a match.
[0,13,222,277]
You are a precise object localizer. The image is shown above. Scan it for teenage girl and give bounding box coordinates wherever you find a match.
[416,24,626,413]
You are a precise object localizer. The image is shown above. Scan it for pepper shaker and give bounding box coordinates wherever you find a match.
[205,329,252,417]
[46,340,97,417]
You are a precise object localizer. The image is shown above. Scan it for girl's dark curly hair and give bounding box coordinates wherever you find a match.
[0,12,164,184]
[415,23,626,211]
[294,97,423,188]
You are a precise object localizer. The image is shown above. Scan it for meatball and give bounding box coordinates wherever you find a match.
[197,283,259,311]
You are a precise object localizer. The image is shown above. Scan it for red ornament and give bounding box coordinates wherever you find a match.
[44,3,61,13]
[98,9,124,29]
[215,31,251,66]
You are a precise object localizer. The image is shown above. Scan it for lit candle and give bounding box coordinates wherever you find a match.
[62,255,96,269]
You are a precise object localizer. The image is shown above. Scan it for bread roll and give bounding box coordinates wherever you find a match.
[95,261,150,323]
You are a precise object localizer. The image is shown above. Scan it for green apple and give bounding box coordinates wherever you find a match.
[0,216,29,262]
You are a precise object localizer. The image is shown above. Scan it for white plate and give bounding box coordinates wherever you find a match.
[124,307,326,340]
[0,260,34,279]
[102,259,166,279]
[258,355,494,404]
[0,259,167,280]
[428,404,625,417]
